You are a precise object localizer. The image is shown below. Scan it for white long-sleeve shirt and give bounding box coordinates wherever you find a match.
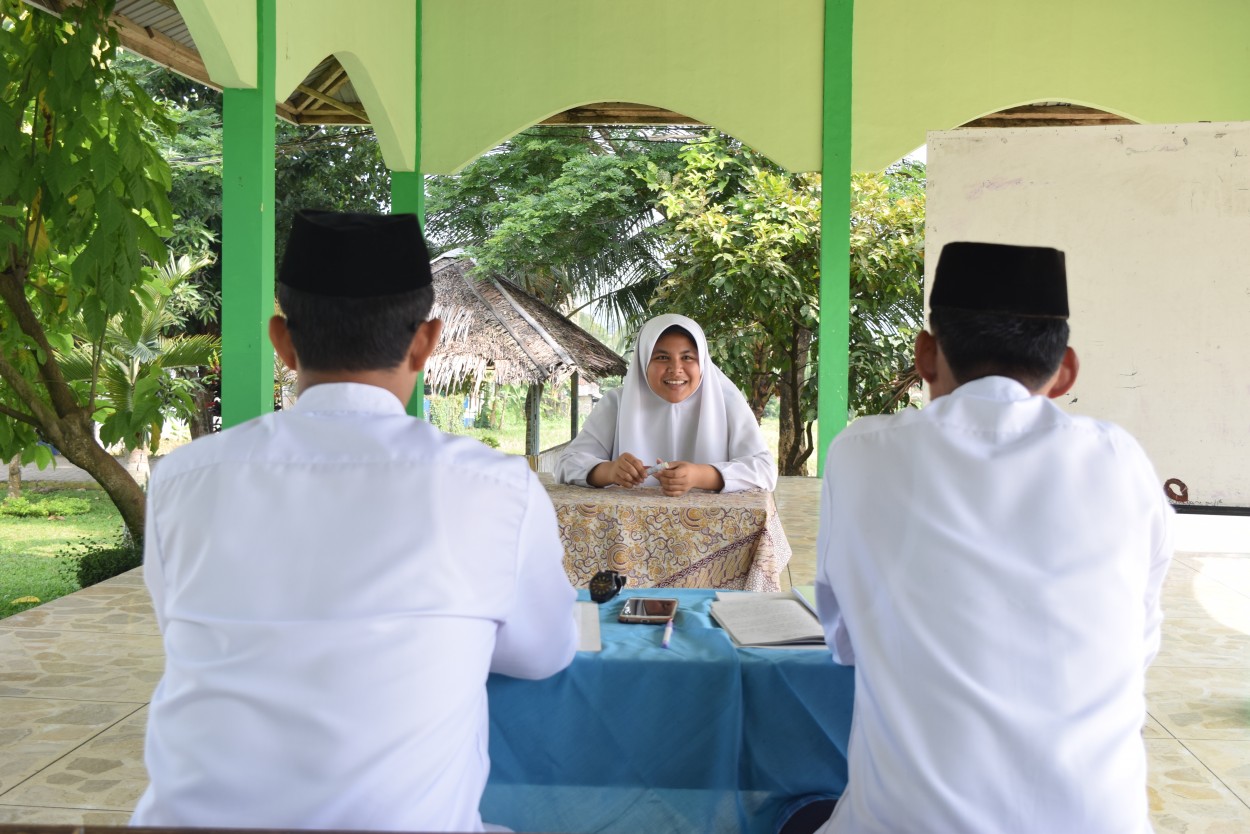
[816,376,1172,834]
[133,382,577,832]
[555,387,777,492]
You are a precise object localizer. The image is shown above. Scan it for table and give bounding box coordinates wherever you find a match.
[482,589,854,834]
[541,478,794,592]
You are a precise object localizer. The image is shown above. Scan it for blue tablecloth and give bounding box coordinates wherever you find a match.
[482,589,854,833]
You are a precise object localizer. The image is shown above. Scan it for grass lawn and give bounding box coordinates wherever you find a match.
[0,483,125,620]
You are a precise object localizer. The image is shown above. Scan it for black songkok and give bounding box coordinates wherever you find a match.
[931,242,1068,319]
[278,210,432,297]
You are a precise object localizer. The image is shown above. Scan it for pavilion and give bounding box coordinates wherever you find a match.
[34,0,1250,471]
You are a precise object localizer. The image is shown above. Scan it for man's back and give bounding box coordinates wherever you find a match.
[133,383,578,831]
[817,376,1171,834]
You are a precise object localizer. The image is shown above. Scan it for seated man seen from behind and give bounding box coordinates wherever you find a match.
[132,210,579,832]
[810,241,1172,834]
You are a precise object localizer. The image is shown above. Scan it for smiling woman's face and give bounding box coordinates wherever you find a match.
[646,330,701,403]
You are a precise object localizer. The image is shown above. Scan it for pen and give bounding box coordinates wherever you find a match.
[661,618,674,649]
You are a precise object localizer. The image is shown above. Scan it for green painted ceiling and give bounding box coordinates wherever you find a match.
[176,0,1250,173]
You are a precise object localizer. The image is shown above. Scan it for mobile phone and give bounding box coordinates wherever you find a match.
[618,597,679,624]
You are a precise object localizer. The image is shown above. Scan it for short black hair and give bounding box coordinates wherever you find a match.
[929,307,1069,390]
[276,283,435,372]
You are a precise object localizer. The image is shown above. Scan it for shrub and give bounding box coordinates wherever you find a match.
[480,435,500,449]
[58,533,141,589]
[1,495,92,518]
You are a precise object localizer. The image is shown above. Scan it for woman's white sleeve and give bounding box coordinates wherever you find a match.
[712,387,778,492]
[554,389,620,486]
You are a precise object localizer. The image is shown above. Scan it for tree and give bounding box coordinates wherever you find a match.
[58,258,222,463]
[425,126,687,328]
[0,0,174,543]
[646,133,925,475]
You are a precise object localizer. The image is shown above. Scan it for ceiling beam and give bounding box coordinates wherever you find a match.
[541,102,703,126]
[295,83,367,121]
[961,104,1134,129]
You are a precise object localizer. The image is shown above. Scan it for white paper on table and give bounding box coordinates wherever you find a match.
[575,602,602,652]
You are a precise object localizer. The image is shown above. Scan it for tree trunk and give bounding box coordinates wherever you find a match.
[745,342,773,422]
[777,324,815,476]
[50,418,146,546]
[569,371,579,440]
[524,383,542,457]
[7,454,20,498]
[188,369,217,439]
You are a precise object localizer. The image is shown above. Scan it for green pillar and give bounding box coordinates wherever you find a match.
[817,0,853,475]
[220,0,276,428]
[390,0,426,419]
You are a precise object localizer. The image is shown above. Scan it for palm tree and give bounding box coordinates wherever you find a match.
[58,255,221,477]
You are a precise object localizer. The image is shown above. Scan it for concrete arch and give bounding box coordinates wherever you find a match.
[852,1,1250,171]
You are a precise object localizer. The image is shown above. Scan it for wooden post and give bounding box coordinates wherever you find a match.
[569,371,580,439]
[525,382,542,456]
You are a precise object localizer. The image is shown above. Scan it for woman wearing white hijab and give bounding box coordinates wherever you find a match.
[556,314,777,496]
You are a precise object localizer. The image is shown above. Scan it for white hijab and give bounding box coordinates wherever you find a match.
[615,314,743,479]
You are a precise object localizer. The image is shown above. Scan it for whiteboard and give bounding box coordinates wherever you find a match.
[926,122,1250,508]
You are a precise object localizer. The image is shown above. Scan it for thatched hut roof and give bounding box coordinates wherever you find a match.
[427,255,627,393]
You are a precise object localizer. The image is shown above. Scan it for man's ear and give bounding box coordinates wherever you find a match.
[914,330,939,384]
[407,318,444,372]
[1043,347,1080,399]
[269,315,298,371]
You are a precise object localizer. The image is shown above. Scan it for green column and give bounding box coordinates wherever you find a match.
[817,0,853,475]
[220,0,276,428]
[391,0,426,419]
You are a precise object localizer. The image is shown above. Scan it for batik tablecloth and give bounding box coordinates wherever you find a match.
[541,480,793,591]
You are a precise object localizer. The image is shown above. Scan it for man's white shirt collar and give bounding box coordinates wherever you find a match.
[948,375,1035,403]
[290,382,409,416]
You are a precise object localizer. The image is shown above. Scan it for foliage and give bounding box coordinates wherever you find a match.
[426,126,687,328]
[1,494,91,517]
[0,484,124,618]
[848,160,926,414]
[64,531,139,588]
[57,265,221,452]
[273,123,391,267]
[0,0,175,544]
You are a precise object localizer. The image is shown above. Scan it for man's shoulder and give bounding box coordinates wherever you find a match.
[152,411,534,493]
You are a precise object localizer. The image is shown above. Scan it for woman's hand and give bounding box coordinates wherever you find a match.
[589,453,649,488]
[656,461,725,497]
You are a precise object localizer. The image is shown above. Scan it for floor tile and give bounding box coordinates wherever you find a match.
[0,628,162,703]
[1148,667,1250,740]
[774,476,818,590]
[1145,713,1174,739]
[0,708,148,813]
[1148,739,1250,832]
[0,805,133,825]
[2,582,157,636]
[1184,555,1250,599]
[0,699,139,795]
[1183,740,1250,808]
[1161,563,1250,625]
[1154,618,1250,668]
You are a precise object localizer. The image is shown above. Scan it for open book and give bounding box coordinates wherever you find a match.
[709,588,825,648]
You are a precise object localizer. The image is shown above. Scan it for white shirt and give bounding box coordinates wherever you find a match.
[133,383,578,832]
[556,312,776,492]
[816,377,1172,834]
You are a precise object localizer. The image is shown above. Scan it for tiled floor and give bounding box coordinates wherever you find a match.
[1,478,1248,831]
